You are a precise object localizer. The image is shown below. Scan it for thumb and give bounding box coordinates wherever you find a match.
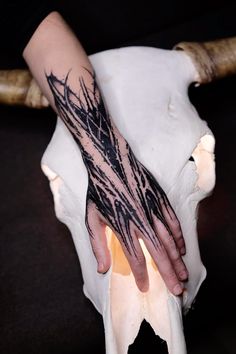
[85,201,111,273]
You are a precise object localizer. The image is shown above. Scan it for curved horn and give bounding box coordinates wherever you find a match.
[0,69,48,108]
[174,37,236,84]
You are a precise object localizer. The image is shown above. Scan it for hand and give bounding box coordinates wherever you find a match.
[85,133,188,295]
[46,69,188,296]
[23,9,187,296]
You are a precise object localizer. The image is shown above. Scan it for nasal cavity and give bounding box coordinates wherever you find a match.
[128,320,168,354]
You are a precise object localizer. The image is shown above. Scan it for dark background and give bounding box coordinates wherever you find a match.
[0,1,236,353]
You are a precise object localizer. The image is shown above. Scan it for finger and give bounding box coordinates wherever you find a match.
[85,202,111,273]
[108,223,149,293]
[138,227,184,296]
[160,198,186,255]
[152,216,188,282]
[155,246,184,296]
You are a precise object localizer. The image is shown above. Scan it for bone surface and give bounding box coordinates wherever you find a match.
[40,46,215,354]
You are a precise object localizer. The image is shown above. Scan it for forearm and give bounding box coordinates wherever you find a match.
[23,11,125,159]
[23,12,88,109]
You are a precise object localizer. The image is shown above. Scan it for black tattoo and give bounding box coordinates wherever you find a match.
[46,69,174,256]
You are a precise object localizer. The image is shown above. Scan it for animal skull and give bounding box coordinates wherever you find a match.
[41,46,215,354]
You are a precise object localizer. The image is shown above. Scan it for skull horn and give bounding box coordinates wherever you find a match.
[175,37,236,84]
[0,69,48,108]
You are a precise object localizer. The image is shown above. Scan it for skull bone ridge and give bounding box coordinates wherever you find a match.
[41,46,215,354]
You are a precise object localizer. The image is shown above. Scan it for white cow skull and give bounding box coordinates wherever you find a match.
[41,47,215,354]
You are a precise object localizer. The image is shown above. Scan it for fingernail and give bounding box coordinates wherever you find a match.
[179,270,188,280]
[180,247,186,255]
[173,284,183,296]
[97,263,105,273]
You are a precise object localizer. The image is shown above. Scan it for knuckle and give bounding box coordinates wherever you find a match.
[165,235,176,250]
[174,231,183,243]
[174,257,185,271]
[170,249,181,262]
[171,220,182,234]
[165,238,182,262]
[163,269,178,285]
[156,227,169,243]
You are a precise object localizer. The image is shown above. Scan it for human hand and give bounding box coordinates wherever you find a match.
[22,8,187,296]
[85,131,188,296]
[46,69,187,296]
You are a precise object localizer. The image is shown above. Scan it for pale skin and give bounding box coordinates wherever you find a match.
[23,11,188,295]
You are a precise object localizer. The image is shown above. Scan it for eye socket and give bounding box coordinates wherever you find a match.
[188,135,215,193]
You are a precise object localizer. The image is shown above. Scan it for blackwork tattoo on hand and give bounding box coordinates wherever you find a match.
[46,69,177,256]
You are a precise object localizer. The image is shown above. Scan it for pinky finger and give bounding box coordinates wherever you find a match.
[160,199,186,255]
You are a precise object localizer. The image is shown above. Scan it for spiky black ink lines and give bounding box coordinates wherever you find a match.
[46,69,174,256]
